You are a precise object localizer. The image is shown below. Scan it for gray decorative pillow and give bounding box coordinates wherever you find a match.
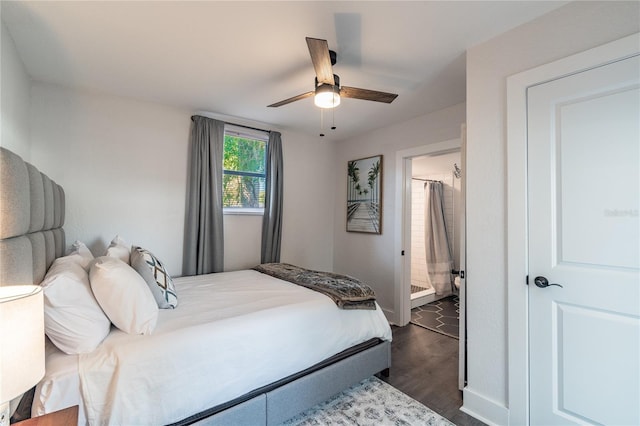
[130,246,178,309]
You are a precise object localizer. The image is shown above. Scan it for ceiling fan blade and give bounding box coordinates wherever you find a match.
[306,37,335,85]
[267,91,314,108]
[340,86,398,103]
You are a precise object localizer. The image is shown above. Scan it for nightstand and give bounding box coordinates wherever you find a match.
[13,406,78,426]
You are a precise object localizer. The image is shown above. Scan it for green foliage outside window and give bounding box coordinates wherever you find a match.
[223,135,266,209]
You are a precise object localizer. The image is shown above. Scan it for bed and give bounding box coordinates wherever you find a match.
[0,147,392,425]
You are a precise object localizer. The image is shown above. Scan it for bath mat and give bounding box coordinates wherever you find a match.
[279,376,454,425]
[411,296,459,339]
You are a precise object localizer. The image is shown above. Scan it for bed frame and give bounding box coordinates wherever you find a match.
[182,339,389,425]
[0,146,391,425]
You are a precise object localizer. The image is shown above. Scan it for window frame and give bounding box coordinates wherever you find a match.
[222,124,269,215]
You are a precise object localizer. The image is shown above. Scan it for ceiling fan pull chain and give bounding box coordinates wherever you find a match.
[319,109,325,137]
[331,107,336,131]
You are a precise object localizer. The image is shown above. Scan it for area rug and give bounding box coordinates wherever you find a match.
[280,376,454,425]
[411,296,459,339]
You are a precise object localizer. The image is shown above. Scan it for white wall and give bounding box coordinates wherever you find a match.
[464,1,639,424]
[223,214,263,272]
[1,21,31,159]
[410,180,429,290]
[27,83,336,276]
[29,83,190,274]
[280,131,336,271]
[333,102,465,316]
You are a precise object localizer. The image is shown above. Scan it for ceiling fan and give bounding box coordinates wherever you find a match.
[268,37,398,109]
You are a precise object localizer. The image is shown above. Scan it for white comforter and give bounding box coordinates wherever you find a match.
[41,270,391,425]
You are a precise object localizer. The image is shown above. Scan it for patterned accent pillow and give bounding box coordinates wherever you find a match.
[130,246,178,309]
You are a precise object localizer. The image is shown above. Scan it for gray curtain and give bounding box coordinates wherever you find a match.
[183,116,225,275]
[424,181,453,295]
[261,131,283,263]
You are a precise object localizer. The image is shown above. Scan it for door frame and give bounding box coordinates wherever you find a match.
[393,137,466,388]
[394,138,462,326]
[506,33,639,425]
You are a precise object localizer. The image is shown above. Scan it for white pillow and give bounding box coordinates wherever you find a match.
[89,256,158,335]
[41,257,111,354]
[67,240,94,271]
[105,235,131,264]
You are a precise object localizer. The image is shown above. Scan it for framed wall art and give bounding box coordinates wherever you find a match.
[346,155,382,234]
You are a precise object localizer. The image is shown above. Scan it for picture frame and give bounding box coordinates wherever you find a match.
[346,155,382,234]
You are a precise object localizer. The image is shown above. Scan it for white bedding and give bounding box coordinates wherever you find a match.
[33,269,392,425]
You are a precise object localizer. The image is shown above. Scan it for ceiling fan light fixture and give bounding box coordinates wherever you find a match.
[267,39,397,109]
[314,84,341,108]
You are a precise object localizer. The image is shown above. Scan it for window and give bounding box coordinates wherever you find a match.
[223,125,268,214]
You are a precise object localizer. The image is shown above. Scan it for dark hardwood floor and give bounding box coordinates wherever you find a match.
[380,324,485,426]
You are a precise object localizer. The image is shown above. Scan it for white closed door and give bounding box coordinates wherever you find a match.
[527,53,640,425]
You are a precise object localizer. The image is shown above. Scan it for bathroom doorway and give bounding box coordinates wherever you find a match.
[409,152,462,306]
[409,152,462,338]
[394,134,466,390]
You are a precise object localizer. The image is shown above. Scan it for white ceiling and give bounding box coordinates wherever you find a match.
[2,1,567,142]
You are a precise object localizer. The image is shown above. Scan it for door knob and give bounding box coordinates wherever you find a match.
[534,276,563,288]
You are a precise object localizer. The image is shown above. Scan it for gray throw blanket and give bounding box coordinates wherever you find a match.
[253,263,377,310]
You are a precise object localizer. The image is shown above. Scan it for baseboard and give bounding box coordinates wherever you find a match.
[461,387,509,426]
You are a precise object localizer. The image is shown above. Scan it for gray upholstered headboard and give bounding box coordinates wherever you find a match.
[0,147,65,286]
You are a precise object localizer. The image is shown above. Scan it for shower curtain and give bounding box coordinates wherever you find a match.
[424,181,453,295]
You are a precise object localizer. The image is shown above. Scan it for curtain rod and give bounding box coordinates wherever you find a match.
[412,178,442,183]
[225,122,272,134]
[191,115,271,134]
